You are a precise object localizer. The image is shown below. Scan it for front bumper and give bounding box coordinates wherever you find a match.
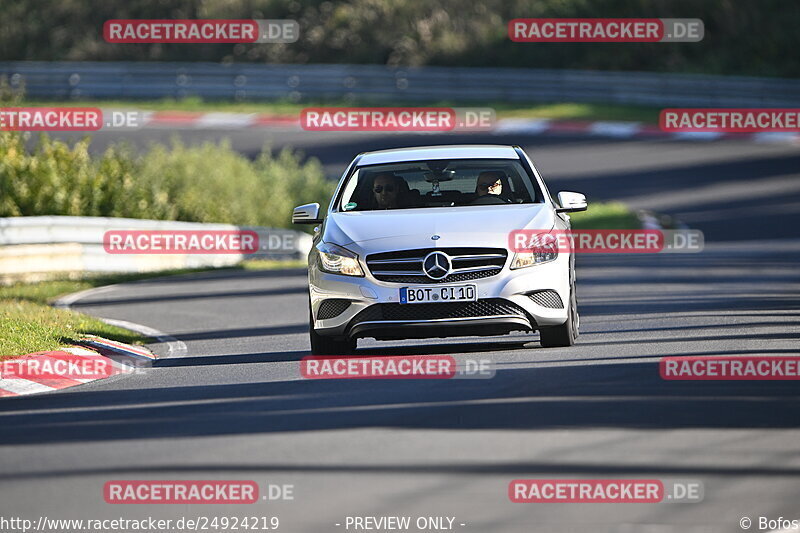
[310,254,570,340]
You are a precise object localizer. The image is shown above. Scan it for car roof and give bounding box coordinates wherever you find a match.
[357,145,520,166]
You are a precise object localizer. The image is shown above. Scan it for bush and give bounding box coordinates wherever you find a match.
[0,131,333,228]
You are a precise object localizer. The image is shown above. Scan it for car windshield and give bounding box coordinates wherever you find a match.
[338,159,543,211]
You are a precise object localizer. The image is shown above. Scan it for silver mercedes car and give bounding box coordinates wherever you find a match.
[292,145,587,354]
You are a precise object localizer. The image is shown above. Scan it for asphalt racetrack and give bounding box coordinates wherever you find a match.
[2,128,799,532]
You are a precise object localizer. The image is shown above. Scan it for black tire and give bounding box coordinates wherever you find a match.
[309,304,356,355]
[539,281,579,348]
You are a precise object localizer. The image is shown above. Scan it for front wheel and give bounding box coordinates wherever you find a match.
[539,283,579,348]
[309,304,356,355]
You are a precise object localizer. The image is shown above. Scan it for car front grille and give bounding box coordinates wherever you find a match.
[351,298,526,322]
[366,247,507,284]
[527,290,564,309]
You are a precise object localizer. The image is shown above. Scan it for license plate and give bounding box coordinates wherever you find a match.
[399,284,477,304]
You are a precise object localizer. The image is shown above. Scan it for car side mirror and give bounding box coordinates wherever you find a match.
[555,191,588,213]
[292,203,323,224]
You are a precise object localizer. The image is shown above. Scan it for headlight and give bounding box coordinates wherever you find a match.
[510,233,558,269]
[316,242,364,277]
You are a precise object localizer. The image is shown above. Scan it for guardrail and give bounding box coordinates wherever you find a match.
[2,61,800,107]
[0,216,311,283]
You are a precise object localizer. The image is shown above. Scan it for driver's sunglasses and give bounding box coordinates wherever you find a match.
[478,180,501,190]
[374,185,396,193]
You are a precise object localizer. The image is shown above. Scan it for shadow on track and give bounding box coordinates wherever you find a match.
[2,358,799,448]
[4,459,800,481]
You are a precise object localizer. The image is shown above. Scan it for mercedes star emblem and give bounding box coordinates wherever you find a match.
[422,251,451,280]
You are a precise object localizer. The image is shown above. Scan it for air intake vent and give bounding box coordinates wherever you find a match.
[527,290,564,309]
[317,299,351,320]
[352,299,526,322]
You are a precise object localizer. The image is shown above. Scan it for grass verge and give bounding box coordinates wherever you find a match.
[22,98,661,124]
[0,300,145,360]
[0,268,220,360]
[241,258,308,270]
[0,262,313,360]
[567,201,641,230]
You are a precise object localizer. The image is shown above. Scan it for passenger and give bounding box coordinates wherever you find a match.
[475,171,504,197]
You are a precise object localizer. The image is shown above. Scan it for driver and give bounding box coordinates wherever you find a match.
[475,171,504,197]
[372,173,405,209]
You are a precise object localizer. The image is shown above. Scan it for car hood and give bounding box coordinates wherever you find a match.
[323,204,555,251]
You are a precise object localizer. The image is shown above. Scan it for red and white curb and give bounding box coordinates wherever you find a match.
[0,340,154,398]
[78,334,157,361]
[133,111,298,129]
[116,110,800,144]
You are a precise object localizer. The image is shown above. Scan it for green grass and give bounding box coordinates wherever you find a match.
[0,263,310,360]
[241,258,308,270]
[21,97,661,124]
[21,97,306,115]
[492,102,659,123]
[0,268,215,359]
[0,279,147,360]
[568,201,641,230]
[0,300,146,359]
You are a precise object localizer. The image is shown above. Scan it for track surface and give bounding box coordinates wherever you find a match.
[2,131,799,532]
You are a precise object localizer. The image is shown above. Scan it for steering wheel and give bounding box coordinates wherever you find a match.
[466,194,511,205]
